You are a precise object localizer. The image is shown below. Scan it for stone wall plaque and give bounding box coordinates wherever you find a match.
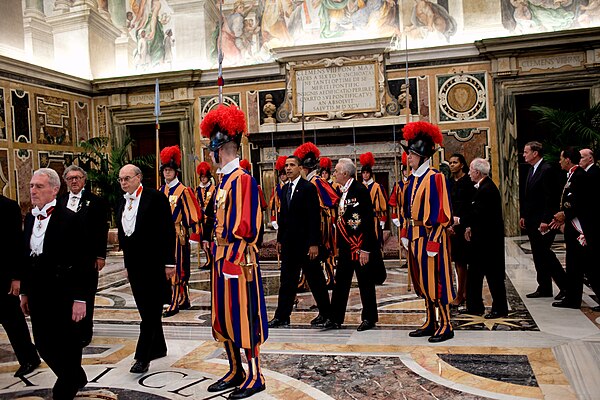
[128,91,174,106]
[292,61,378,116]
[519,53,584,72]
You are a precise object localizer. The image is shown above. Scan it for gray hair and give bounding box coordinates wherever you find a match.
[34,168,61,188]
[62,165,87,180]
[470,158,490,176]
[337,158,356,177]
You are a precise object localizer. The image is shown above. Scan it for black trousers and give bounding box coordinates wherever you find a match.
[563,223,599,305]
[0,294,39,366]
[466,255,508,315]
[80,270,98,345]
[274,249,331,320]
[526,227,566,294]
[128,268,168,362]
[330,251,378,325]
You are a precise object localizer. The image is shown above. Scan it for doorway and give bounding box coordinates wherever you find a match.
[128,122,180,189]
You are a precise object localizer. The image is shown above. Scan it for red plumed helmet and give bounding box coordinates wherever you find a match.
[319,157,332,171]
[196,161,211,177]
[359,152,375,168]
[402,121,443,158]
[160,145,181,170]
[240,159,252,172]
[401,151,408,166]
[200,105,247,151]
[275,155,287,172]
[294,142,320,169]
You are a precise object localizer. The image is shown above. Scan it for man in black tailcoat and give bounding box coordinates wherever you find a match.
[462,158,508,319]
[21,168,94,400]
[269,155,331,328]
[116,164,176,374]
[324,158,378,331]
[520,141,567,299]
[0,194,40,378]
[59,165,108,347]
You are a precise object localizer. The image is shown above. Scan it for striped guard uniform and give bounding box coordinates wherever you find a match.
[307,171,340,287]
[364,179,388,248]
[159,180,202,313]
[401,164,455,336]
[197,181,216,268]
[268,181,285,225]
[212,164,268,391]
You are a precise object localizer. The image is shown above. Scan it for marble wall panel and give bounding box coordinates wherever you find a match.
[75,101,90,144]
[11,89,31,143]
[441,128,490,167]
[35,95,72,145]
[0,88,6,141]
[246,90,259,132]
[417,76,430,120]
[437,72,488,123]
[14,149,32,212]
[0,149,8,196]
[97,105,108,137]
[199,95,241,117]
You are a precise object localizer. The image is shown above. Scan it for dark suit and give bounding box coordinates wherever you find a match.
[462,177,508,315]
[116,187,175,363]
[59,190,108,345]
[521,160,566,294]
[331,179,378,324]
[560,167,599,306]
[580,164,600,303]
[0,195,39,369]
[22,203,95,399]
[274,178,331,321]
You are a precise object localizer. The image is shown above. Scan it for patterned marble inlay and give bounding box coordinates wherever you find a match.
[11,89,31,143]
[75,101,90,144]
[0,88,6,140]
[97,105,108,137]
[437,73,487,122]
[438,354,538,387]
[36,95,72,145]
[0,149,8,196]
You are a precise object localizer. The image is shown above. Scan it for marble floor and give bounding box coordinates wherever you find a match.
[1,236,599,399]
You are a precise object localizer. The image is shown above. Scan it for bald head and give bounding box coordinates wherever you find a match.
[580,148,595,169]
[119,164,143,194]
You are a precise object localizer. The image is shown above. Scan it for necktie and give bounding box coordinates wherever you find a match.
[286,183,293,207]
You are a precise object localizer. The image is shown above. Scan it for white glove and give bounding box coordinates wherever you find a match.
[380,221,385,229]
[427,251,438,257]
[392,218,400,227]
[401,237,409,250]
[271,221,279,230]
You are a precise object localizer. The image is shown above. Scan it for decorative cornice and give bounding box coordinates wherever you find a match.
[388,43,480,66]
[200,62,283,84]
[271,37,393,62]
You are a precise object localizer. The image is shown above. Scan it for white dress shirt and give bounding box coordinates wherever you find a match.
[122,184,143,237]
[67,190,83,212]
[288,175,301,202]
[30,200,57,256]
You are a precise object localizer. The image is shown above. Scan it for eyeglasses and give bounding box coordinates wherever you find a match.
[66,176,84,181]
[117,174,139,183]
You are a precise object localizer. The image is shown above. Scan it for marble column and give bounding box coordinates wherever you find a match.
[23,0,54,62]
[169,0,218,69]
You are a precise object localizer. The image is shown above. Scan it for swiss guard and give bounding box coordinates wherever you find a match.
[360,152,388,284]
[389,152,409,230]
[294,142,340,288]
[269,155,288,230]
[159,145,202,317]
[201,104,268,399]
[319,156,340,285]
[400,121,455,343]
[319,157,341,195]
[196,161,215,270]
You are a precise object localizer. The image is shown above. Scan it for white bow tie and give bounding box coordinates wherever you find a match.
[32,207,50,218]
[124,193,137,201]
[70,193,81,198]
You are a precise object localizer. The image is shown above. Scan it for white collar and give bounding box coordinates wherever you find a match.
[290,175,301,187]
[69,190,83,197]
[585,164,593,172]
[532,158,542,172]
[364,178,374,186]
[342,178,354,193]
[474,176,486,189]
[32,199,57,217]
[219,158,240,175]
[167,177,180,188]
[199,181,212,188]
[124,184,143,200]
[412,159,431,177]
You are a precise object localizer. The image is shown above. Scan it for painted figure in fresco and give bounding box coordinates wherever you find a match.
[405,0,457,42]
[288,0,322,41]
[348,0,399,36]
[163,28,174,66]
[130,0,167,68]
[579,0,600,25]
[221,1,254,65]
[501,0,587,32]
[260,0,293,45]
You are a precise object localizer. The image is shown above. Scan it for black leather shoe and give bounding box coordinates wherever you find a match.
[526,290,553,298]
[428,330,454,343]
[357,320,375,332]
[14,360,40,377]
[552,300,580,309]
[310,314,327,326]
[484,311,508,319]
[207,374,245,392]
[322,319,341,330]
[458,308,484,316]
[162,309,179,318]
[268,317,290,328]
[81,339,91,348]
[554,291,567,301]
[228,384,265,399]
[592,306,600,312]
[129,360,150,373]
[408,327,436,337]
